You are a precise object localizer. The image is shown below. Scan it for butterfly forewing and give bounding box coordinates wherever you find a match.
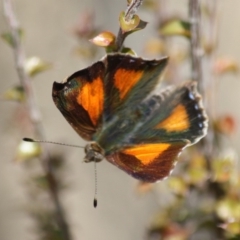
[103,54,168,120]
[52,61,105,141]
[52,54,168,141]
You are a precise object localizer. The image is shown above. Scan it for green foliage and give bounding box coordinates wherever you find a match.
[16,140,42,161]
[1,29,23,47]
[24,57,52,77]
[2,85,25,102]
[160,19,191,38]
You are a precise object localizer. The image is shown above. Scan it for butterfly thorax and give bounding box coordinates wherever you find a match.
[84,142,105,163]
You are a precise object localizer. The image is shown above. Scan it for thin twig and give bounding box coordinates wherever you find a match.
[125,0,143,21]
[115,28,127,52]
[189,0,203,93]
[115,0,144,51]
[3,1,72,239]
[189,0,214,173]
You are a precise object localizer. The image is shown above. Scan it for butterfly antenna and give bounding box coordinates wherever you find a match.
[22,138,85,149]
[93,160,98,208]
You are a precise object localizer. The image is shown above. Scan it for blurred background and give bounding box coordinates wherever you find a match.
[0,0,239,240]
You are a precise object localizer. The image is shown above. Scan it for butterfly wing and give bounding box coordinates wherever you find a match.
[52,54,168,141]
[106,141,188,182]
[132,81,208,144]
[100,82,208,182]
[102,54,168,120]
[97,82,207,152]
[52,61,105,141]
[52,54,208,182]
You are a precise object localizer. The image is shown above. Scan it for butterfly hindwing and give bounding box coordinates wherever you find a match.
[106,141,188,182]
[99,82,207,181]
[96,82,207,153]
[133,81,208,144]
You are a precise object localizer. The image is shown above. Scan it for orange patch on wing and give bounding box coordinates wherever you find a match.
[114,69,143,99]
[155,104,190,131]
[77,77,104,125]
[123,143,170,165]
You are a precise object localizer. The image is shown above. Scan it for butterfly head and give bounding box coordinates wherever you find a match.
[84,142,105,163]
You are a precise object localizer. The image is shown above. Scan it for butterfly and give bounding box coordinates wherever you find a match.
[52,54,208,182]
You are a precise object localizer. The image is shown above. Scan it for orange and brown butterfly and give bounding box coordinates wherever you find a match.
[52,54,208,182]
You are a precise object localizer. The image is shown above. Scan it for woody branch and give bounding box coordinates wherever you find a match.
[3,0,72,239]
[189,0,203,93]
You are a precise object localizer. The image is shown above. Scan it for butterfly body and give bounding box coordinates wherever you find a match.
[52,54,208,182]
